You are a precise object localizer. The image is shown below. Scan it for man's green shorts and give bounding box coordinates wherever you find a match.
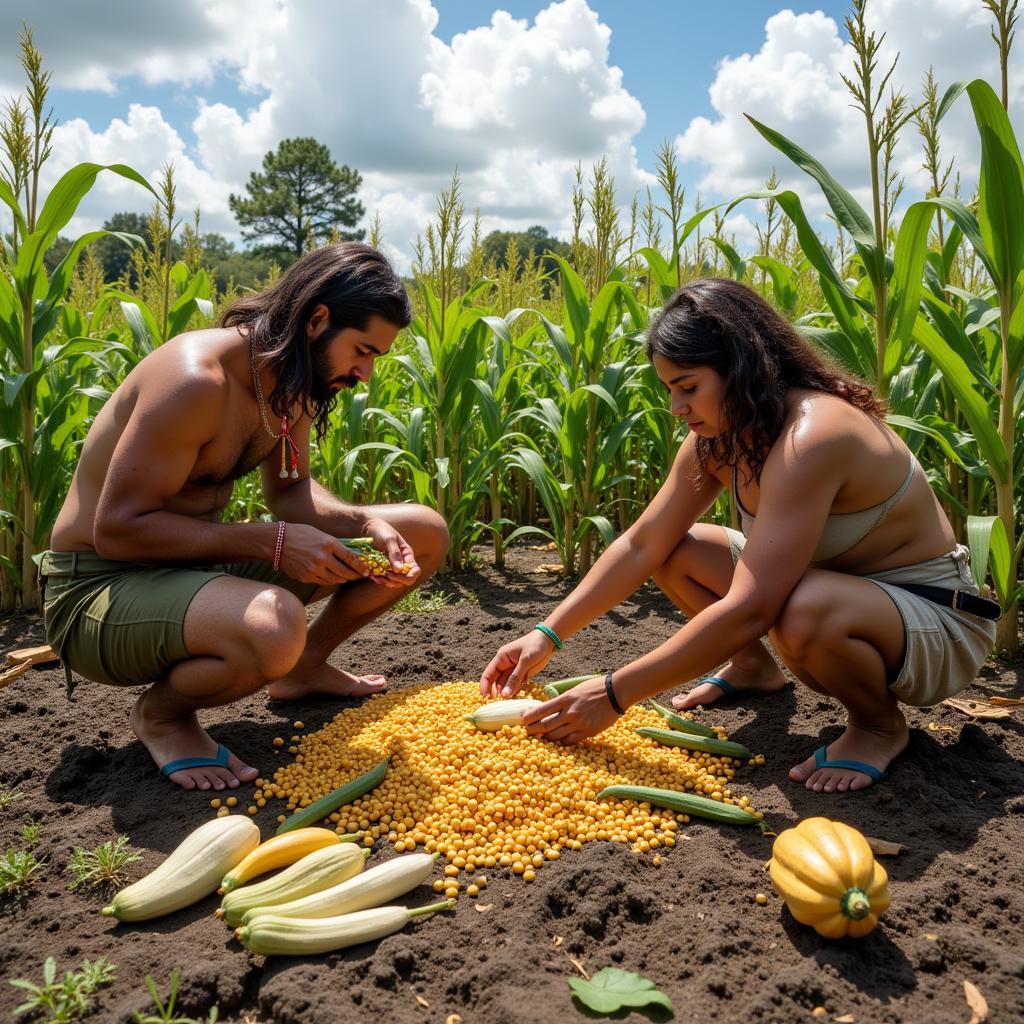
[40,550,320,695]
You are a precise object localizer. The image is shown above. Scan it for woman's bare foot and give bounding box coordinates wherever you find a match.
[672,659,787,711]
[129,692,258,791]
[789,713,909,793]
[266,663,388,701]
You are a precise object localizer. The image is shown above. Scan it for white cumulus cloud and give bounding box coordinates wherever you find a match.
[13,0,652,271]
[675,1,1024,236]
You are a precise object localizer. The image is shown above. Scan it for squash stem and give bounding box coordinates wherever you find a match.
[408,898,456,919]
[840,886,871,920]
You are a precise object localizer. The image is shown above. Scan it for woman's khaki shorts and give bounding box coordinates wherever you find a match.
[40,549,320,694]
[721,527,996,707]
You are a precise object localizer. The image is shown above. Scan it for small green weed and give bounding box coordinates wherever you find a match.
[68,836,143,892]
[394,587,478,613]
[133,969,219,1024]
[0,788,22,812]
[20,823,41,849]
[9,955,116,1022]
[0,848,43,896]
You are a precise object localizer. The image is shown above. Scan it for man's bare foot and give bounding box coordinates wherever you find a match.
[129,693,258,791]
[671,660,787,711]
[266,663,388,701]
[789,714,909,793]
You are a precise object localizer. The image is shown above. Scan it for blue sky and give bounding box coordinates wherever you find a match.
[0,0,1016,267]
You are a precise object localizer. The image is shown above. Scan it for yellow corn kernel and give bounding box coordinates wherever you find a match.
[210,799,222,809]
[226,797,238,807]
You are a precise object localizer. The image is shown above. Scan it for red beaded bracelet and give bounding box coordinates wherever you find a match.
[272,521,286,572]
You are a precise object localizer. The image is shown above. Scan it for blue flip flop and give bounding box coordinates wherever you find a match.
[813,745,885,783]
[700,675,737,697]
[160,743,231,779]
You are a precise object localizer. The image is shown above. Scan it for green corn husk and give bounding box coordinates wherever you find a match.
[276,756,390,835]
[635,727,753,762]
[541,675,594,697]
[597,784,766,830]
[650,701,718,738]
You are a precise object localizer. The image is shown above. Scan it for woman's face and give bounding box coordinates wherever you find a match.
[652,354,727,436]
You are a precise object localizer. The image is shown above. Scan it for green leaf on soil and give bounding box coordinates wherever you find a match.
[568,967,673,1015]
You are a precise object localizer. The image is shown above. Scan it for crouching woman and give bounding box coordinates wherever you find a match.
[480,278,998,792]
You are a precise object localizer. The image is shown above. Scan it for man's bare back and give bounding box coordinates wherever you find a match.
[52,327,275,550]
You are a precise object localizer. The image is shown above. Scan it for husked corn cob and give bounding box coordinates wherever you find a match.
[340,537,410,576]
[218,843,369,926]
[465,698,546,731]
[219,827,356,894]
[234,899,455,955]
[242,852,437,925]
[103,817,259,922]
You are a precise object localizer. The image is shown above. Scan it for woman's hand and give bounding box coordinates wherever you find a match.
[363,517,422,589]
[479,629,557,697]
[521,676,620,744]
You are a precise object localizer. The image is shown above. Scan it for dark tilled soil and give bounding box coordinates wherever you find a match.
[0,546,1022,1024]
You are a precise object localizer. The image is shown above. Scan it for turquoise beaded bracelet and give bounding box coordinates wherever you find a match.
[534,623,564,650]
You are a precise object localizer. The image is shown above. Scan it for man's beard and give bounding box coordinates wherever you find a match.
[310,339,357,405]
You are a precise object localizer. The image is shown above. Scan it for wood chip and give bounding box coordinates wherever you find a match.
[551,935,563,948]
[925,933,938,941]
[473,903,492,912]
[535,563,566,574]
[567,956,589,980]
[697,912,705,921]
[446,1016,462,1024]
[943,697,1012,720]
[927,722,954,732]
[987,697,1024,707]
[414,995,429,1008]
[0,660,31,689]
[5,645,58,667]
[865,837,906,857]
[833,1015,856,1023]
[964,980,988,1023]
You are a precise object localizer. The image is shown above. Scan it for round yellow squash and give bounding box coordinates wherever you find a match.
[769,817,890,939]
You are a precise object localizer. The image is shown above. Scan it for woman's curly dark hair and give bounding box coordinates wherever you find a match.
[645,278,886,483]
[219,242,411,441]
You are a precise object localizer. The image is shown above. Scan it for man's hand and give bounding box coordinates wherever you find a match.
[479,629,557,697]
[363,517,422,589]
[521,676,620,745]
[278,524,370,585]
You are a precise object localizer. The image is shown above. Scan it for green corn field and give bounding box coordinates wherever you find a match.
[1,7,1021,659]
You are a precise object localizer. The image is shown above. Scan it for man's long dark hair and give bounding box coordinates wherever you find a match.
[645,278,885,483]
[220,243,411,440]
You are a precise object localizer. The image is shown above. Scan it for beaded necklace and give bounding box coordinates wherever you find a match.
[249,335,300,479]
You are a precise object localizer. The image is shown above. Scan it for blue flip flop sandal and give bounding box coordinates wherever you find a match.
[813,744,885,783]
[160,743,231,779]
[700,675,737,697]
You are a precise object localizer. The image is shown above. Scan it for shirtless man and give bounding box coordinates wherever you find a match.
[42,243,449,791]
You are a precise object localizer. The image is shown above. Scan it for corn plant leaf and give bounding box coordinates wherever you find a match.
[967,514,1011,605]
[910,315,1008,481]
[0,177,28,241]
[708,236,746,281]
[889,201,937,353]
[550,255,590,349]
[749,255,798,312]
[568,968,673,1015]
[743,114,882,285]
[15,163,154,295]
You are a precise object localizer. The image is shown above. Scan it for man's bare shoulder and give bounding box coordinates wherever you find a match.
[128,327,245,397]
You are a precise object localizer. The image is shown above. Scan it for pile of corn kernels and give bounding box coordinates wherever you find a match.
[247,681,764,898]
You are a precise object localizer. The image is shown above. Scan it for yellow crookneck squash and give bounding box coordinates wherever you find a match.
[769,817,890,939]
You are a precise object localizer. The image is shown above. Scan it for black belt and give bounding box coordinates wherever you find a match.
[892,583,1001,620]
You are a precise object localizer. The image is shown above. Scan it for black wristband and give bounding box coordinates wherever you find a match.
[604,671,625,716]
